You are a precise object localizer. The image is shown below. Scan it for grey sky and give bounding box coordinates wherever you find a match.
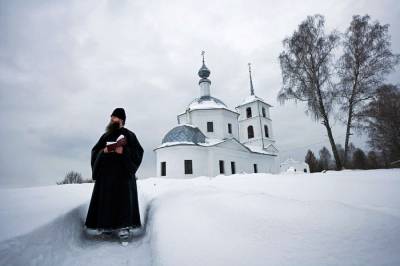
[0,0,399,188]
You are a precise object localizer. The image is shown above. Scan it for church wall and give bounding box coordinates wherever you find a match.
[155,144,278,178]
[178,109,239,140]
[208,146,278,175]
[155,145,209,178]
[236,101,271,120]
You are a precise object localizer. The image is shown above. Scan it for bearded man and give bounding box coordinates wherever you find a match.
[85,108,144,245]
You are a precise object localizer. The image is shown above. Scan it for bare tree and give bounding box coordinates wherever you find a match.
[278,15,343,169]
[57,170,84,185]
[337,15,399,167]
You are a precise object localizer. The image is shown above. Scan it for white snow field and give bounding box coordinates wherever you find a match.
[0,169,399,266]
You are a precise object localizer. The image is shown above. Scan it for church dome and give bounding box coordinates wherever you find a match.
[187,95,228,110]
[162,124,206,144]
[198,62,210,79]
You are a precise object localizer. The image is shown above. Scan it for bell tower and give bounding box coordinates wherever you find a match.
[235,63,277,153]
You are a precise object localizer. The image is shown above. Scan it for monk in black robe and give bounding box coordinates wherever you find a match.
[85,108,144,242]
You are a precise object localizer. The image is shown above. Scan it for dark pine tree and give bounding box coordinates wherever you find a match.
[305,150,319,173]
[352,148,368,169]
[367,151,380,169]
[361,84,400,166]
[319,146,332,171]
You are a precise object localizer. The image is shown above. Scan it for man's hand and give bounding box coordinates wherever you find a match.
[103,147,109,153]
[115,146,123,154]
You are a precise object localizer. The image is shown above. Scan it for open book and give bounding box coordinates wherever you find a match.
[106,134,127,152]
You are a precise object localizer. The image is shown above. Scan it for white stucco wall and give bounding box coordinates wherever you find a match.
[155,141,278,178]
[177,109,239,140]
[155,145,209,178]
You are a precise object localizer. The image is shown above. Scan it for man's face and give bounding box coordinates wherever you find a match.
[110,116,122,126]
[106,116,123,132]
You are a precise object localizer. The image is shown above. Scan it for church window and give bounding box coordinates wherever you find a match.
[184,160,193,174]
[247,125,254,139]
[246,107,252,118]
[264,125,269,138]
[161,162,166,176]
[253,164,258,173]
[219,160,225,174]
[262,107,266,118]
[228,123,232,134]
[207,121,214,132]
[231,161,236,174]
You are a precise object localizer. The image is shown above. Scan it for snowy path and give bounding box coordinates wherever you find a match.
[0,202,153,266]
[0,169,400,266]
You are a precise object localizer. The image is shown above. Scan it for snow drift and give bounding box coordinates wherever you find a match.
[0,169,399,266]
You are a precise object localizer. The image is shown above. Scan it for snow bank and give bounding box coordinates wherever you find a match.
[0,169,399,265]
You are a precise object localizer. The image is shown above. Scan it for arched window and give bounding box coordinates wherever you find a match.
[262,107,266,118]
[264,125,269,138]
[247,125,254,139]
[246,107,252,118]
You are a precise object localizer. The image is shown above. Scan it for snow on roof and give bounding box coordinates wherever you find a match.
[200,138,225,146]
[245,144,277,155]
[155,137,225,150]
[236,94,272,108]
[156,137,277,156]
[181,95,238,114]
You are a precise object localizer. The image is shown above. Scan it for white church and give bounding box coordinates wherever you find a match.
[153,53,279,178]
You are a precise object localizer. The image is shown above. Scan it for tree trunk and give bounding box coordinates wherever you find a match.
[316,82,343,170]
[343,72,358,169]
[323,117,343,170]
[343,104,353,168]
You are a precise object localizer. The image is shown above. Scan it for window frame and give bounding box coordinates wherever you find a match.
[228,123,232,134]
[207,121,214,132]
[264,125,269,138]
[246,107,252,118]
[247,125,254,139]
[219,160,225,174]
[161,161,166,176]
[231,161,236,174]
[184,160,193,175]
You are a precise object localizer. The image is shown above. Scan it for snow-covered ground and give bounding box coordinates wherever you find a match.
[1,169,399,266]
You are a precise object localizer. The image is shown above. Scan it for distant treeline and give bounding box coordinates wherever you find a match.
[305,143,399,173]
[57,170,93,185]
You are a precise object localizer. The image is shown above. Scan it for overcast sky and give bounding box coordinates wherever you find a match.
[0,0,399,188]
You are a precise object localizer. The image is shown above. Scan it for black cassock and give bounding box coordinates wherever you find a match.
[85,127,144,230]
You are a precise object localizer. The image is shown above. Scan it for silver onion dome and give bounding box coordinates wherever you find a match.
[162,124,206,144]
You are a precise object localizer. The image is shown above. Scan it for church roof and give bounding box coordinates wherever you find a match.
[188,95,227,108]
[184,95,238,114]
[155,134,277,156]
[236,94,272,108]
[161,124,206,144]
